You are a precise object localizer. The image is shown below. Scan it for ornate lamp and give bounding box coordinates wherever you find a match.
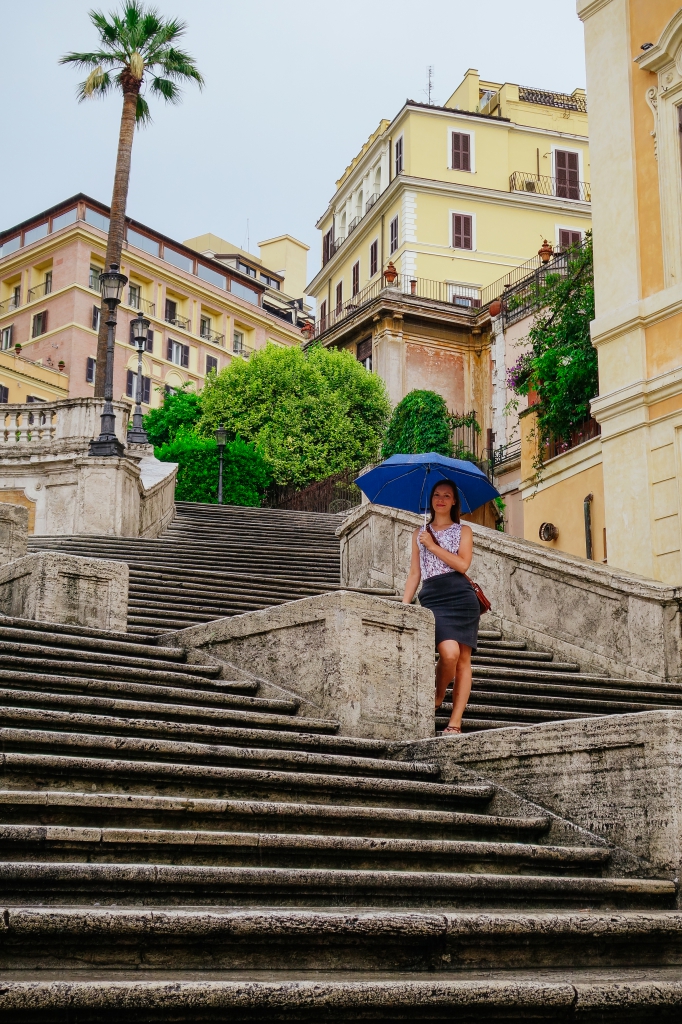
[215,423,228,505]
[127,314,151,444]
[89,263,128,458]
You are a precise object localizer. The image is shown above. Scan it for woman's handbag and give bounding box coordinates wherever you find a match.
[425,525,491,615]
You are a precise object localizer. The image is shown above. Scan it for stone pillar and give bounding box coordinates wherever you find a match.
[337,502,422,594]
[72,457,141,536]
[0,551,129,631]
[161,590,435,742]
[0,502,28,566]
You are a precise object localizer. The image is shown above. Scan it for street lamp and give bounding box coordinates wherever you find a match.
[127,314,151,444]
[215,423,228,504]
[89,263,128,458]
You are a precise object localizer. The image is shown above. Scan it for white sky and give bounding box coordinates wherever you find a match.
[0,0,585,279]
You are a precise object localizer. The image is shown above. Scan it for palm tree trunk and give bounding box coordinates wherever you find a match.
[94,85,139,397]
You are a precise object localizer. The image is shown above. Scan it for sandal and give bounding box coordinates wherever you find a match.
[441,725,462,735]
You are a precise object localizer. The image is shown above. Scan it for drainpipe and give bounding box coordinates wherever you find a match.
[583,493,593,560]
[380,214,385,273]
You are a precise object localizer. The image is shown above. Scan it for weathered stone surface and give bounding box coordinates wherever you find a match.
[0,551,128,631]
[337,502,421,592]
[0,502,28,566]
[161,591,435,742]
[404,710,682,882]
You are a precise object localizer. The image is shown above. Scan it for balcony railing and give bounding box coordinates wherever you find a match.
[489,438,522,471]
[165,313,191,331]
[347,216,361,237]
[0,295,20,316]
[365,192,379,213]
[313,271,482,339]
[546,417,601,461]
[27,280,52,302]
[231,339,255,358]
[200,326,225,346]
[510,171,591,203]
[128,295,155,316]
[482,237,589,327]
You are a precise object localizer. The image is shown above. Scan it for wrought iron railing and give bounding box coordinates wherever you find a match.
[488,438,522,471]
[509,171,591,203]
[365,192,379,213]
[312,272,482,339]
[546,417,601,461]
[200,325,225,345]
[127,294,155,316]
[165,313,191,331]
[0,294,20,315]
[27,280,52,302]
[481,236,589,325]
[265,465,368,515]
[347,216,361,236]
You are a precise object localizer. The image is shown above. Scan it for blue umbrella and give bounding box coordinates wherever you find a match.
[355,452,499,516]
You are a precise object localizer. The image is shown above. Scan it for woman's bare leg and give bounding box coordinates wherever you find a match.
[435,640,460,708]
[448,644,472,730]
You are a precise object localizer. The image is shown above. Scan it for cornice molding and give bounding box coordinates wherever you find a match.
[577,0,616,24]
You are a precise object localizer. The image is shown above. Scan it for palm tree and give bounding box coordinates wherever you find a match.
[61,2,204,396]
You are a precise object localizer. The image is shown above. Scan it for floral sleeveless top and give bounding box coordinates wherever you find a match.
[418,523,462,580]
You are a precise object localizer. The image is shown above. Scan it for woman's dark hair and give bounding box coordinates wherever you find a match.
[428,478,461,524]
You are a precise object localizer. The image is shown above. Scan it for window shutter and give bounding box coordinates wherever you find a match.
[126,369,134,398]
[181,344,189,368]
[167,338,173,361]
[453,214,462,248]
[0,385,8,403]
[461,134,470,171]
[142,377,150,404]
[42,310,48,333]
[129,322,135,345]
[462,215,472,249]
[146,329,154,352]
[7,325,12,347]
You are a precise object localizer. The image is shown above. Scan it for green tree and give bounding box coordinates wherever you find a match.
[507,235,596,464]
[156,429,271,505]
[143,382,201,447]
[382,390,453,458]
[60,2,203,395]
[198,345,390,487]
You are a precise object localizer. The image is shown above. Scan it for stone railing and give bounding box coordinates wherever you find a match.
[0,398,130,449]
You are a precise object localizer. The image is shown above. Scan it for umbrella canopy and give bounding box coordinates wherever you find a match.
[355,452,499,515]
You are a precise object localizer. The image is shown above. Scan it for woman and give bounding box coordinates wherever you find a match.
[402,479,479,735]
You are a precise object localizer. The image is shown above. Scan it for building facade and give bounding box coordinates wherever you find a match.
[305,69,592,429]
[521,1,682,582]
[0,195,309,414]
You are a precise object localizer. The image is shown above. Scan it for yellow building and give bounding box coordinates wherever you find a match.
[521,2,682,584]
[0,349,68,405]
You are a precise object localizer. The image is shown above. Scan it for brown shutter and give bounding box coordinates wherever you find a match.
[126,370,134,397]
[129,322,135,345]
[463,215,472,249]
[167,338,173,361]
[181,344,189,368]
[142,376,150,404]
[453,214,462,248]
[42,310,48,333]
[146,329,154,352]
[461,134,470,171]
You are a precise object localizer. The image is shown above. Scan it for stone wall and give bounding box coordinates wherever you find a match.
[338,502,682,686]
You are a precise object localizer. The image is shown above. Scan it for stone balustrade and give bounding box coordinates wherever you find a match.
[0,397,130,450]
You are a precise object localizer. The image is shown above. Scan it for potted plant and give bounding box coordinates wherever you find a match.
[58,360,65,371]
[14,343,21,355]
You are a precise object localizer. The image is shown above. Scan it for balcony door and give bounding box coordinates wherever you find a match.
[555,150,579,200]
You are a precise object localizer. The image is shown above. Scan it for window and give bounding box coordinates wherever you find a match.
[44,271,52,295]
[24,222,48,245]
[129,321,154,351]
[91,306,100,331]
[200,315,211,339]
[164,248,194,273]
[451,132,471,171]
[126,369,151,404]
[128,284,141,309]
[128,228,159,257]
[335,281,343,314]
[319,300,327,330]
[237,260,257,278]
[1,325,13,350]
[260,273,280,289]
[390,216,399,254]
[84,208,109,232]
[233,330,245,354]
[12,285,20,309]
[86,356,96,384]
[352,261,360,297]
[0,385,8,403]
[26,395,44,403]
[452,214,473,250]
[555,150,580,200]
[206,354,218,375]
[32,310,48,337]
[356,337,372,372]
[197,264,226,289]
[165,298,177,323]
[559,229,582,250]
[0,237,20,258]
[395,136,403,175]
[370,240,378,277]
[167,338,189,367]
[322,228,335,264]
[230,280,259,304]
[89,266,101,291]
[51,208,78,232]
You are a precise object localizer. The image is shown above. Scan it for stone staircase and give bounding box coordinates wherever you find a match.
[0,613,680,1021]
[29,502,682,737]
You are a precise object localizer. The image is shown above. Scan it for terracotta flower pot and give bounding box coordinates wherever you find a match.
[489,299,502,318]
[14,343,21,354]
[383,261,398,285]
[58,361,65,371]
[538,239,553,264]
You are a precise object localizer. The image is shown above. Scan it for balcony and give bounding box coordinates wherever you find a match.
[128,295,156,316]
[347,216,361,237]
[27,280,52,303]
[200,325,225,346]
[365,192,379,213]
[312,271,482,339]
[165,312,191,331]
[0,294,20,316]
[231,339,254,359]
[510,171,591,203]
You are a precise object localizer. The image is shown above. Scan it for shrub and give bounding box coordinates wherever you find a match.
[143,382,201,447]
[155,428,271,505]
[382,390,453,458]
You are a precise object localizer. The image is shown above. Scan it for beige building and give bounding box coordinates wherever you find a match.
[0,195,310,413]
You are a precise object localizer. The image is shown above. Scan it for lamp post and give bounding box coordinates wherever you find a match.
[215,423,227,505]
[89,263,128,458]
[127,313,151,444]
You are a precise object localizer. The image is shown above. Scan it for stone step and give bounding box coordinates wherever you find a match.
[463,677,682,704]
[0,714,436,778]
[0,742,493,808]
[465,690,680,715]
[0,789,551,841]
[0,625,184,661]
[0,654,229,688]
[1,907,680,973]
[0,639,220,677]
[0,824,610,875]
[473,665,611,684]
[472,655,579,671]
[1,861,673,909]
[0,614,154,646]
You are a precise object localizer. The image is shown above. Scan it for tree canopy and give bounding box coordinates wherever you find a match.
[155,429,271,505]
[143,382,201,447]
[198,345,390,487]
[382,390,453,458]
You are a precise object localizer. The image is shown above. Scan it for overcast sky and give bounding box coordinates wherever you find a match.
[1,0,585,279]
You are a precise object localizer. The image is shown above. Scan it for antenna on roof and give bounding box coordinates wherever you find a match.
[424,66,434,106]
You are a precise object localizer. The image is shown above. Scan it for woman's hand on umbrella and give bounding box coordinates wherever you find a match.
[419,528,437,551]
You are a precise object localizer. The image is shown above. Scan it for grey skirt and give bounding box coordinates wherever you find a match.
[419,571,480,650]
